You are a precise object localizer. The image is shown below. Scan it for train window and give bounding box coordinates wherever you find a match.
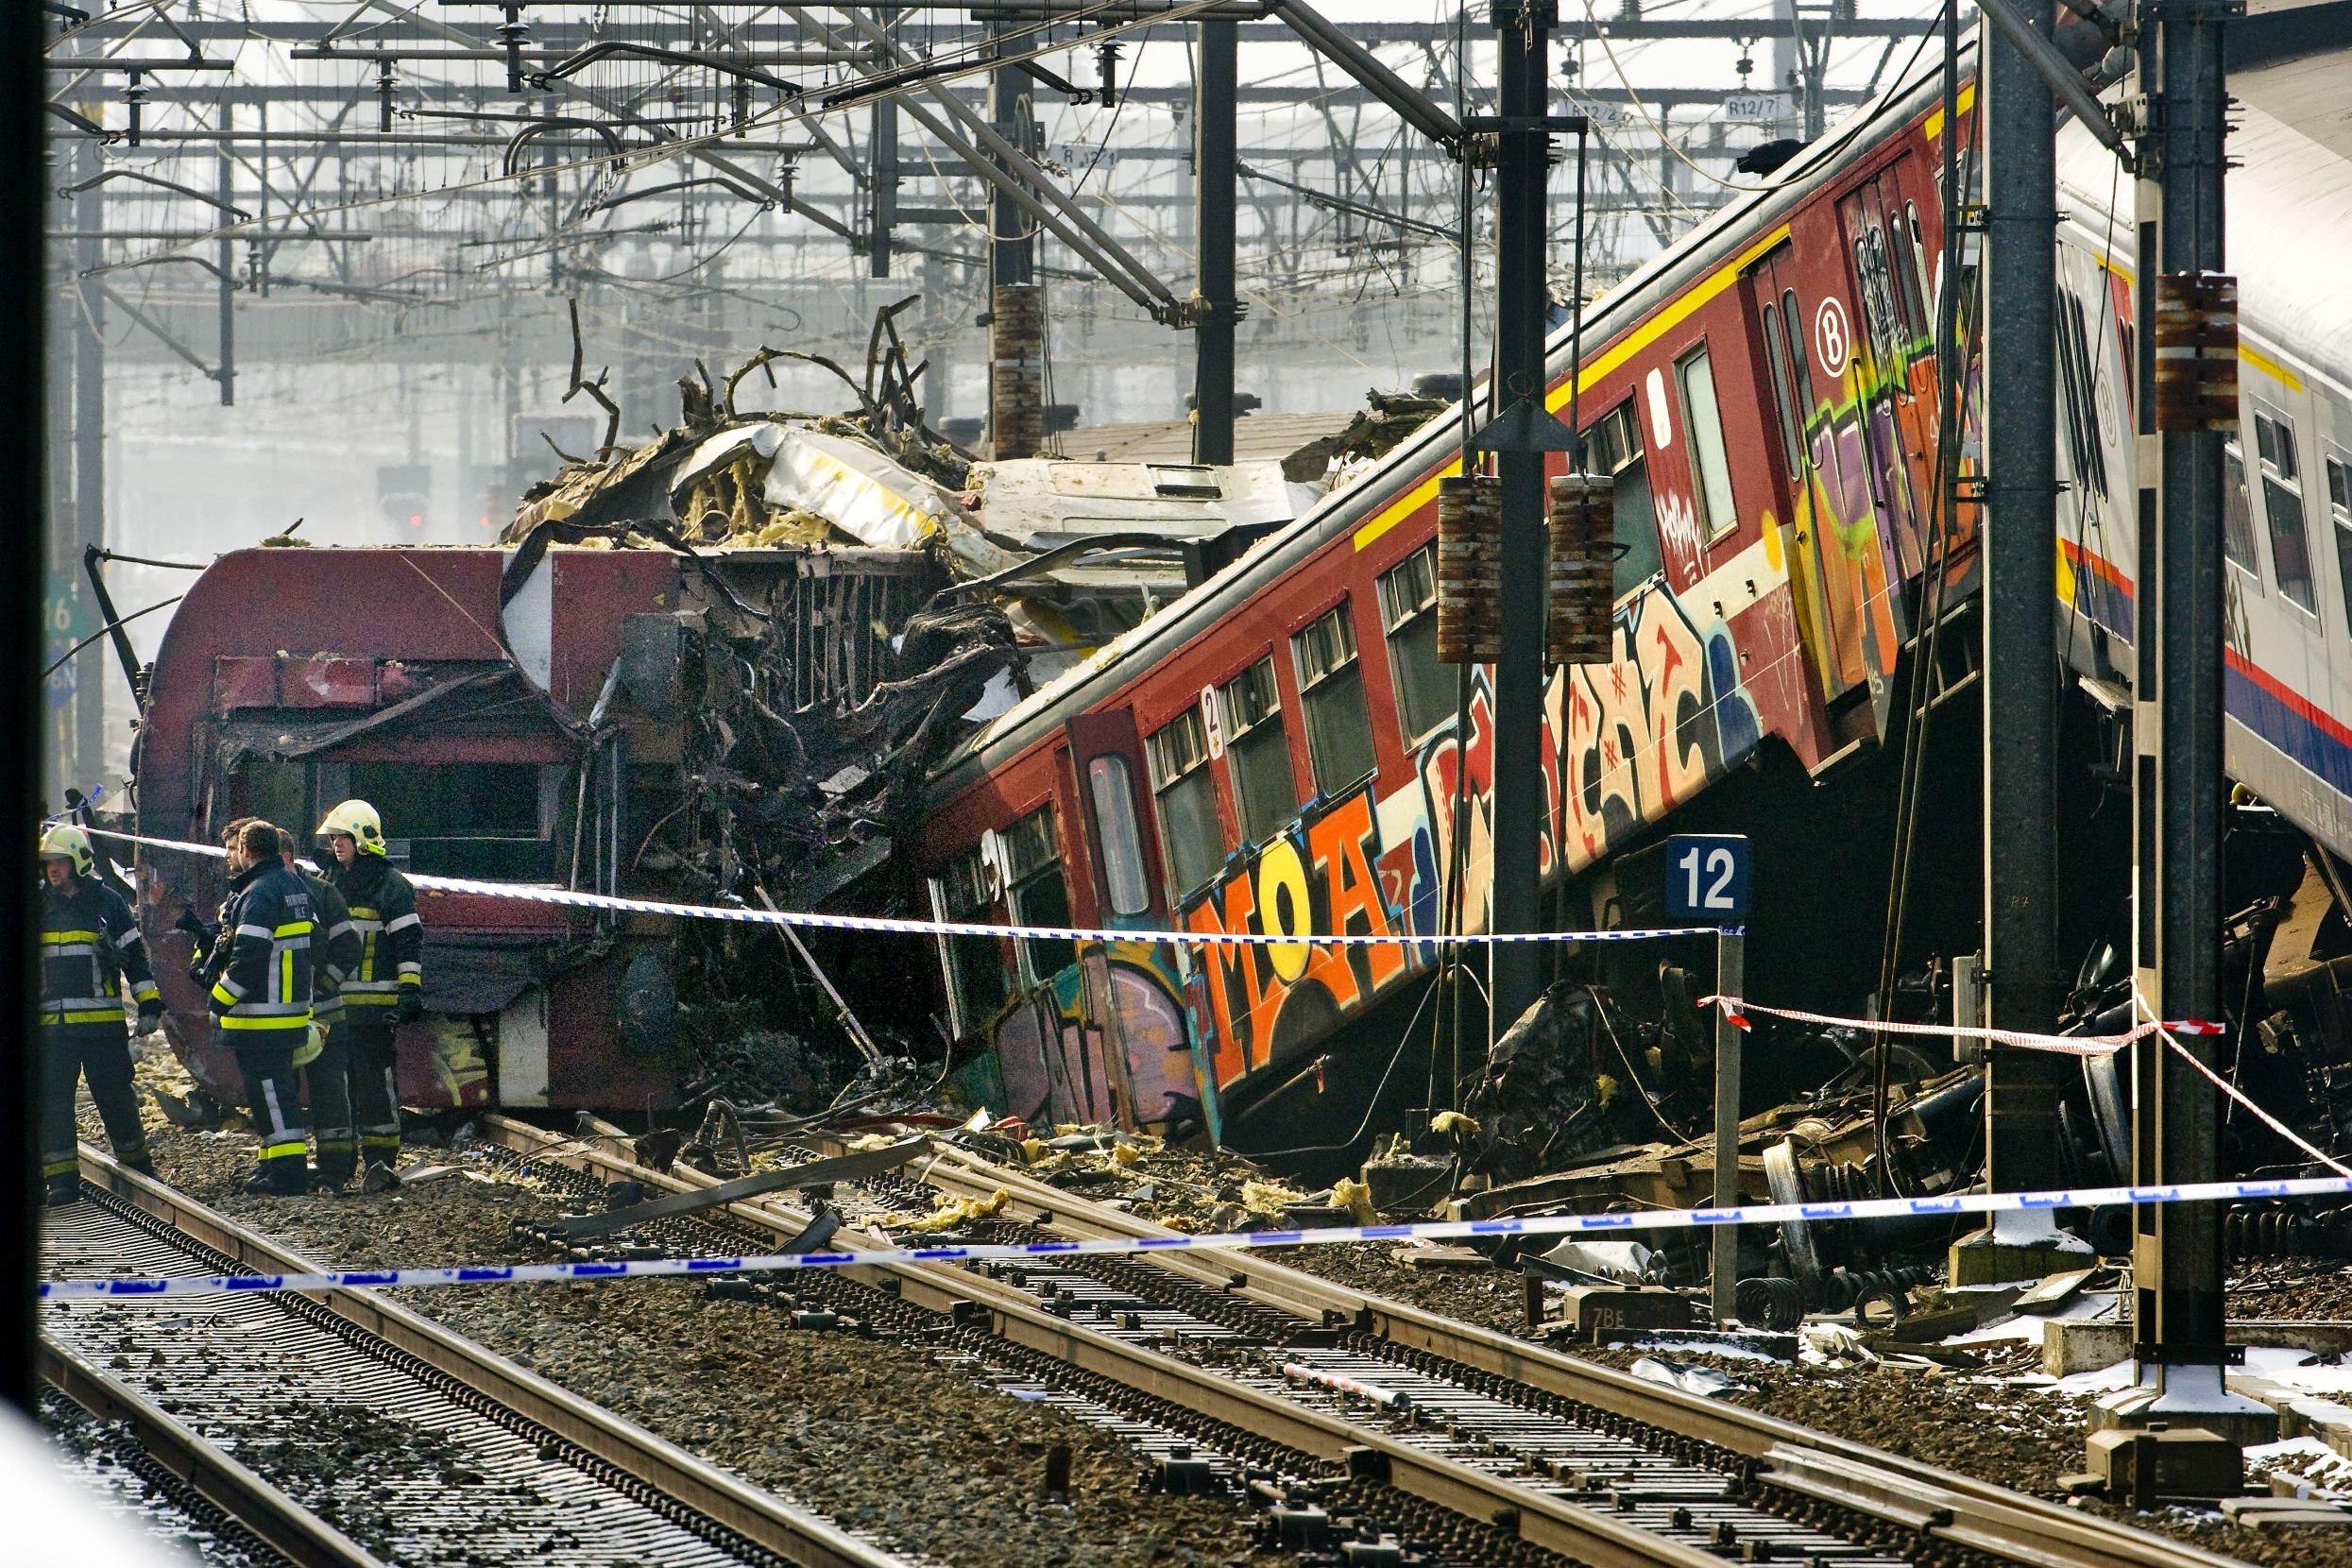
[1085,755,1151,918]
[1779,288,1818,415]
[1760,300,1805,478]
[2254,408,2316,615]
[1005,807,1077,982]
[934,844,1008,1032]
[1377,543,1452,741]
[1852,231,1904,370]
[1585,402,1662,598]
[1902,204,1935,343]
[343,761,551,879]
[1291,604,1378,798]
[1146,707,1224,899]
[1675,344,1738,539]
[2054,289,2109,502]
[1219,657,1299,845]
[2326,453,2352,635]
[2224,444,2260,580]
[1888,210,1930,342]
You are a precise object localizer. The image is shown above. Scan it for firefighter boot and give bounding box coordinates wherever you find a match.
[242,1150,310,1197]
[314,1148,357,1191]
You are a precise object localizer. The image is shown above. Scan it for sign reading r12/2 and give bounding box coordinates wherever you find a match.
[1663,834,1750,922]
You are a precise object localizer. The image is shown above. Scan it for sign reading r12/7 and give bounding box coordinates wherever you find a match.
[1663,834,1750,922]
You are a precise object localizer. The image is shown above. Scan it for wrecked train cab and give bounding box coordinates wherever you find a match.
[135,542,936,1116]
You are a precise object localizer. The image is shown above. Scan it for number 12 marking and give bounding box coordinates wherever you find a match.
[1678,845,1739,911]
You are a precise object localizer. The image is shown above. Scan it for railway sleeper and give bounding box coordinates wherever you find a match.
[78,1182,805,1568]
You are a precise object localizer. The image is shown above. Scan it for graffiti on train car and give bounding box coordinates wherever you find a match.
[1559,585,1763,870]
[987,941,1206,1129]
[1177,582,1761,1089]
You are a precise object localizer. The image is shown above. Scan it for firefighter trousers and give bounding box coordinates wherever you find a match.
[337,1014,402,1171]
[305,1017,357,1185]
[227,1030,309,1194]
[41,1023,148,1197]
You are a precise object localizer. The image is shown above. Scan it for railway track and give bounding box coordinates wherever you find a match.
[44,1147,916,1568]
[483,1116,2250,1568]
[43,1338,388,1568]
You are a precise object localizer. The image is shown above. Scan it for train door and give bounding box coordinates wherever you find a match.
[1838,170,1937,586]
[1750,240,1900,714]
[1064,710,1207,1133]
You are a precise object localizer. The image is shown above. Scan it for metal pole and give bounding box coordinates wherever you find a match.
[2132,0,2236,1393]
[8,0,47,1414]
[1711,926,1744,1325]
[1960,0,2078,1286]
[215,140,235,407]
[868,6,898,278]
[1487,0,1555,1036]
[987,23,1035,292]
[72,144,104,795]
[1192,15,1237,466]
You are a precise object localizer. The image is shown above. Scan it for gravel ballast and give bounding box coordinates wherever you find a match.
[68,1103,1266,1568]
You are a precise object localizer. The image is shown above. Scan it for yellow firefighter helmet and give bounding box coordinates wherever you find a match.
[38,822,94,878]
[315,799,387,856]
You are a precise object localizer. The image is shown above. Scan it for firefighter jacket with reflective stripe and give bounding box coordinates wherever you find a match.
[302,869,361,1025]
[328,857,421,1010]
[41,876,158,1028]
[208,861,315,1035]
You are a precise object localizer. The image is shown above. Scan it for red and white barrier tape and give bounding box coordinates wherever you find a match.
[1698,995,2224,1056]
[1707,993,2352,1180]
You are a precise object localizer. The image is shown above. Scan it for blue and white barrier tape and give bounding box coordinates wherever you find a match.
[91,828,1731,950]
[43,1171,2352,1302]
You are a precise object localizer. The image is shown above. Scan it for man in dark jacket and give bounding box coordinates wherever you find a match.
[315,799,421,1190]
[38,822,159,1204]
[276,827,363,1188]
[210,818,315,1195]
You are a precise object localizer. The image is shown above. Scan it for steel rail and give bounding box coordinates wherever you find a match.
[67,1145,913,1568]
[485,1117,1739,1567]
[41,1336,390,1568]
[857,1134,2254,1568]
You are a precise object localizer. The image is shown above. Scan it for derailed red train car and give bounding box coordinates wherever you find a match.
[917,61,1986,1152]
[134,542,930,1116]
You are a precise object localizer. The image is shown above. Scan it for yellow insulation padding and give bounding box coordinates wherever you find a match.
[872,1186,1011,1233]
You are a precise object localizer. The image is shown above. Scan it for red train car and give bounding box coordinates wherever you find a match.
[917,62,1986,1152]
[134,542,931,1116]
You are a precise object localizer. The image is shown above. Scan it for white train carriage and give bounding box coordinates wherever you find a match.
[2055,93,2352,860]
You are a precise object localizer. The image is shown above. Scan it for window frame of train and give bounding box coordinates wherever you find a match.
[1219,656,1300,847]
[2224,440,2263,588]
[1760,294,1807,480]
[1675,342,1739,544]
[1146,705,1223,901]
[2326,446,2352,639]
[2054,281,2110,503]
[1003,806,1078,985]
[2252,402,2318,619]
[1377,542,1451,744]
[1585,400,1662,600]
[1290,602,1379,798]
[933,842,1009,1037]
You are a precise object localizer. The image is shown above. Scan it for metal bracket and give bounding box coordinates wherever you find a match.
[1470,393,1579,454]
[1460,112,1591,135]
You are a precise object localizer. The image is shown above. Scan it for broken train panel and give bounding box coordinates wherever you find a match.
[133,542,943,1117]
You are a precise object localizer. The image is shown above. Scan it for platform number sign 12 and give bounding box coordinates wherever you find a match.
[1663,834,1749,923]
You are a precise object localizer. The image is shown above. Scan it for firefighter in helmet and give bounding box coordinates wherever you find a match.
[315,800,422,1189]
[38,822,160,1203]
[210,818,316,1195]
[277,827,362,1187]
